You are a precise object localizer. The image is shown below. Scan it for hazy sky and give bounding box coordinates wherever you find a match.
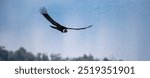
[0,0,150,60]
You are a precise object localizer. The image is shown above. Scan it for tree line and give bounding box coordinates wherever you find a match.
[0,45,122,61]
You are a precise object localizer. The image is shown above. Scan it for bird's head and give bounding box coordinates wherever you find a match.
[63,29,68,33]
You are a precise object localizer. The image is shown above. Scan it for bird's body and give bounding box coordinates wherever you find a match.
[40,7,92,33]
[50,25,68,33]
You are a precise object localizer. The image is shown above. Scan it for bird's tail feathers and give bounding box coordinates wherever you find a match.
[49,25,57,28]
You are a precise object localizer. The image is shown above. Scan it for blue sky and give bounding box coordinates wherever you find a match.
[0,0,150,60]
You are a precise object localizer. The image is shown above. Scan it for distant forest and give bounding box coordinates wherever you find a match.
[0,45,122,61]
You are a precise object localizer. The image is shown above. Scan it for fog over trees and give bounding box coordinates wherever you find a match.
[0,45,122,61]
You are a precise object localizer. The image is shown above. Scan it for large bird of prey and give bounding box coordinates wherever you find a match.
[40,7,92,33]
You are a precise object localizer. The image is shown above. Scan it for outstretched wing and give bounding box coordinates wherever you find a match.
[67,25,92,30]
[40,7,62,27]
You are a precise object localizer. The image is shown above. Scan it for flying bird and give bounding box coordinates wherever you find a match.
[40,7,92,33]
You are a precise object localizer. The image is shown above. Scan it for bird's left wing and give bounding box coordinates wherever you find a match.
[67,25,92,30]
[40,7,62,27]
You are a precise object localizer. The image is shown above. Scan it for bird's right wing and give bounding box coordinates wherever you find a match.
[67,25,93,30]
[40,7,62,27]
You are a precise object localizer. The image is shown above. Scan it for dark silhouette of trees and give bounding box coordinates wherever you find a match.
[50,54,62,61]
[0,45,122,61]
[42,53,49,61]
[71,54,99,61]
[0,46,48,61]
[0,46,9,61]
